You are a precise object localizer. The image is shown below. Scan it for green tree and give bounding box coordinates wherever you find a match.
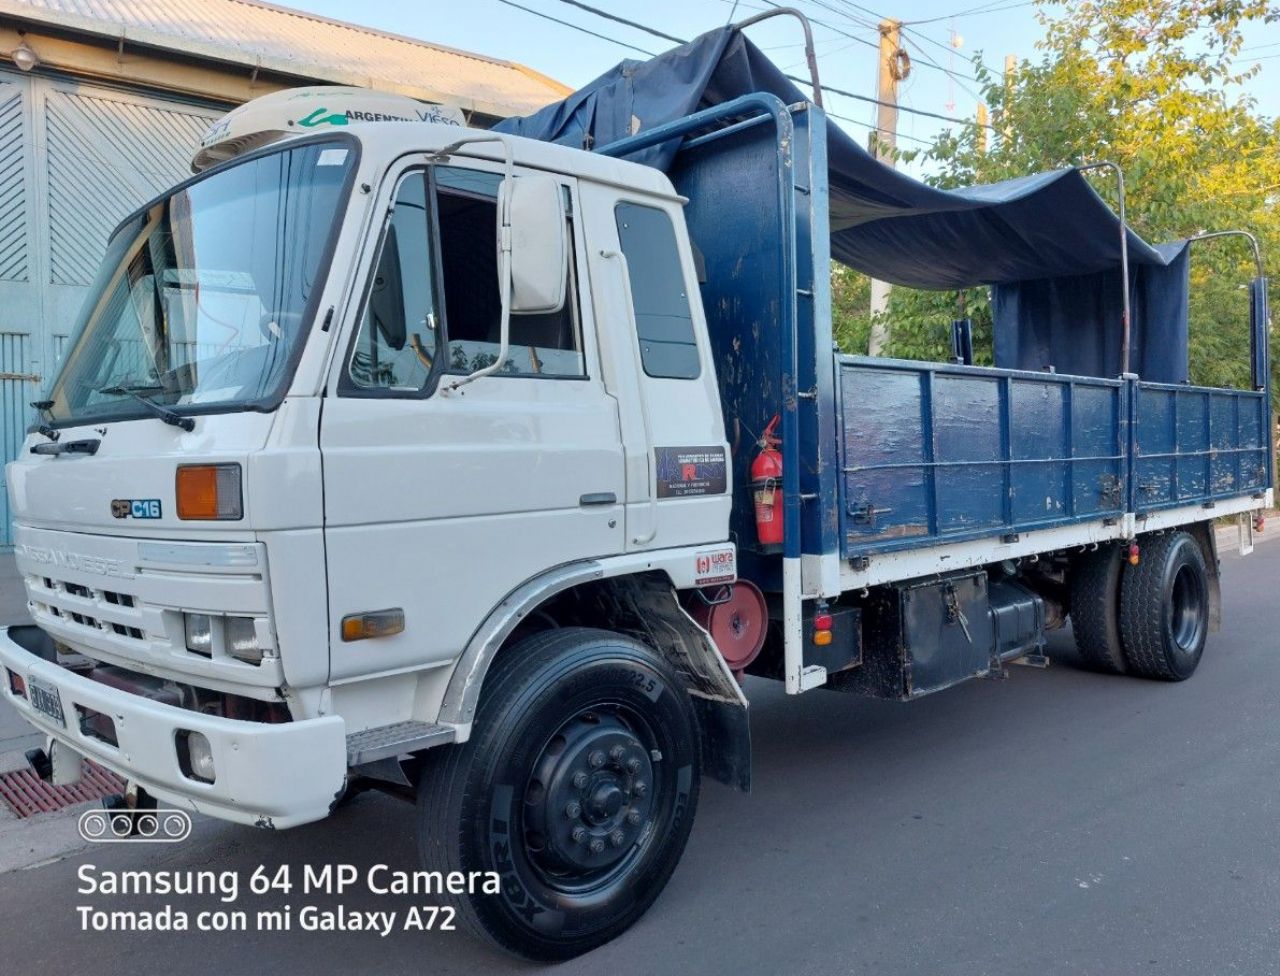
[833,0,1280,394]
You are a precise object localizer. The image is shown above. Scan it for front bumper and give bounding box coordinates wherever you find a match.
[0,626,346,828]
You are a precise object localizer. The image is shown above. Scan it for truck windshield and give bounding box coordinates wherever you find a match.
[44,139,356,427]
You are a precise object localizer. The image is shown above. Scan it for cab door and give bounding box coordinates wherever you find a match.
[578,182,731,554]
[320,162,625,681]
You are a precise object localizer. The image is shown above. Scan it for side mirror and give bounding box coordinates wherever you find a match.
[446,171,568,391]
[504,173,567,314]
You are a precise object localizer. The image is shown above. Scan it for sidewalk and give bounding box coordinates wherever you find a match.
[0,551,28,628]
[0,551,61,859]
[0,552,40,764]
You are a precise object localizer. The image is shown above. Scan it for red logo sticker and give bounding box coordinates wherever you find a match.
[694,549,735,585]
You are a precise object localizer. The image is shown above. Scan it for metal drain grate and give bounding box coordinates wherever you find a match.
[0,760,126,818]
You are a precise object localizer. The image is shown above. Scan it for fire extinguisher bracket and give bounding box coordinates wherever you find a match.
[751,415,785,548]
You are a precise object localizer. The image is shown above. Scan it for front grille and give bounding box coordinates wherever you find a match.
[27,575,147,644]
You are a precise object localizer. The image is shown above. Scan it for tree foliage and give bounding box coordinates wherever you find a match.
[833,0,1280,394]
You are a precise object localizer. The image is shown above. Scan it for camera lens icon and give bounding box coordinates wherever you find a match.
[79,810,109,839]
[79,807,192,843]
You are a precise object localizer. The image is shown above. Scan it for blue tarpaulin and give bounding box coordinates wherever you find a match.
[497,27,1191,383]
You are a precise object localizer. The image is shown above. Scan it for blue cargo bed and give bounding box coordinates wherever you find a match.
[596,92,1271,588]
[837,357,1269,560]
[838,358,1125,556]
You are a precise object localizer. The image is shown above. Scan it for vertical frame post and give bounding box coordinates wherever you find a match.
[1076,161,1130,376]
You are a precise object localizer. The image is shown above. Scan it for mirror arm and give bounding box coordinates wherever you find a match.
[430,134,516,393]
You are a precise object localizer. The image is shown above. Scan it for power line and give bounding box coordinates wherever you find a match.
[818,0,983,68]
[905,0,1038,26]
[494,0,657,55]
[902,23,980,67]
[712,0,880,52]
[734,0,994,101]
[730,0,879,50]
[798,0,880,32]
[501,0,996,129]
[554,0,684,44]
[902,35,985,103]
[827,109,938,145]
[792,0,985,74]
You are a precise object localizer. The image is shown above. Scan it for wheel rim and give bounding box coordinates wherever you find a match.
[1169,563,1206,654]
[522,705,660,894]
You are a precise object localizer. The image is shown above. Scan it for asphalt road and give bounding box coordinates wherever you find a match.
[3,535,1280,975]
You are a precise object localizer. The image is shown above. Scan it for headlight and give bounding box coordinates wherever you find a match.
[225,616,262,665]
[184,613,213,656]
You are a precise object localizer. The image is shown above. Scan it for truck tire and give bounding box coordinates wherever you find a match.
[416,627,701,961]
[1069,545,1127,673]
[1119,531,1210,681]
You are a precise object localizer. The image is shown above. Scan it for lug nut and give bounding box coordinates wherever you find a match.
[633,781,647,797]
[571,826,586,843]
[609,745,625,761]
[565,801,581,819]
[572,771,588,789]
[610,829,625,847]
[589,750,605,768]
[627,810,641,825]
[626,757,641,773]
[589,838,605,854]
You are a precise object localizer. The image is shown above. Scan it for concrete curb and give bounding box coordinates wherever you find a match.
[0,799,94,873]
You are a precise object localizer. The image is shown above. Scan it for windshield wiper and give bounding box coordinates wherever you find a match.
[98,384,195,432]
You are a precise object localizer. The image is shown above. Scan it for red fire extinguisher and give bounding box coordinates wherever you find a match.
[751,414,784,546]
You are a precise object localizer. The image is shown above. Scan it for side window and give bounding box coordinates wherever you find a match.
[614,202,700,380]
[347,173,438,390]
[435,167,585,378]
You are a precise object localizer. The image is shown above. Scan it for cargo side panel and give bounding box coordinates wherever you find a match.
[839,357,1126,557]
[1130,382,1269,512]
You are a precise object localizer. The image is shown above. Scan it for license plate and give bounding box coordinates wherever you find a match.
[28,676,66,729]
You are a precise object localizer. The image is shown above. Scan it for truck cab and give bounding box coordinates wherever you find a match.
[2,124,743,832]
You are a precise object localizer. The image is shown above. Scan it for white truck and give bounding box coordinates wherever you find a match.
[0,23,1271,962]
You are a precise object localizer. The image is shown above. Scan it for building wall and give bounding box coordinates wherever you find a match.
[0,66,223,544]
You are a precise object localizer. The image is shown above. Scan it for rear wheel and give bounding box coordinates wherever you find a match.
[1119,531,1209,680]
[1069,545,1127,673]
[417,627,701,961]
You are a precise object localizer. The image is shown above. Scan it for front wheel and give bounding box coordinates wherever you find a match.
[1119,531,1210,680]
[417,627,701,961]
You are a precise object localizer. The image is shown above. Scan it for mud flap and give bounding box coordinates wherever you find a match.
[690,695,750,793]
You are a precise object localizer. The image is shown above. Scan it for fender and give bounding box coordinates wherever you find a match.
[437,543,746,737]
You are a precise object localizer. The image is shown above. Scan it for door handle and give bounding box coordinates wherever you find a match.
[579,492,617,507]
[30,438,100,457]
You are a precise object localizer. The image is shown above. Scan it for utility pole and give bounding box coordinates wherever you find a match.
[977,102,989,155]
[867,18,903,356]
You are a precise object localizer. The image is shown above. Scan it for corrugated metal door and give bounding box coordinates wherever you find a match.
[0,72,38,547]
[0,73,221,546]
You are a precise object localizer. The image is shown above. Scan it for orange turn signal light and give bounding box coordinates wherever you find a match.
[176,464,243,520]
[812,629,834,647]
[341,609,405,642]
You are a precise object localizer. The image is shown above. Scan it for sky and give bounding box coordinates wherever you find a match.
[287,0,1279,178]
